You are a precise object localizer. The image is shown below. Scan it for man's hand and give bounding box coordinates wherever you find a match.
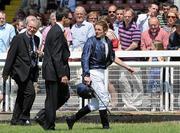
[61,76,69,84]
[84,76,91,85]
[36,50,44,57]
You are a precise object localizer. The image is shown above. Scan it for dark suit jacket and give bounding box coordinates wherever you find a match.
[3,32,39,82]
[42,24,70,81]
[167,32,180,61]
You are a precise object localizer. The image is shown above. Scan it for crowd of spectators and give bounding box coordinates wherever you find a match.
[0,1,180,110]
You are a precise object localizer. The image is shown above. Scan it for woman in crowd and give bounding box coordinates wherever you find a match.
[163,11,178,34]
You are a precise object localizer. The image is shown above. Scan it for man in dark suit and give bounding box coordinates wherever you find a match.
[2,15,40,125]
[34,8,71,130]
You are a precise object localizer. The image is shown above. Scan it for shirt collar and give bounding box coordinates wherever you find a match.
[122,21,133,29]
[0,23,6,30]
[114,20,121,25]
[56,22,64,32]
[26,31,34,39]
[75,20,86,27]
[100,37,106,42]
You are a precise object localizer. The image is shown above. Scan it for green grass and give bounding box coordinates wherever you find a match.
[0,122,180,133]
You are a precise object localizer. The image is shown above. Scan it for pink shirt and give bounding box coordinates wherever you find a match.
[64,27,72,43]
[41,25,52,51]
[141,28,169,50]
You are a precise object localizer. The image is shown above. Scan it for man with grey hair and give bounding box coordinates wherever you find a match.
[71,6,95,52]
[20,15,42,47]
[2,16,40,125]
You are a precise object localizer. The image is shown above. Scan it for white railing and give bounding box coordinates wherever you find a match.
[70,50,180,58]
[0,50,180,112]
[1,50,180,59]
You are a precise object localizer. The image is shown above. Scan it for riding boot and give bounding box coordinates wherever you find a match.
[66,105,91,129]
[99,109,109,129]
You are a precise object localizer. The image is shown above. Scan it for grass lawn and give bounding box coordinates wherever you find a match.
[0,122,180,133]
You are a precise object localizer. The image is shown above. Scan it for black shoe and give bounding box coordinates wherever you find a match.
[10,119,31,126]
[34,115,44,127]
[18,119,31,126]
[10,120,18,125]
[44,126,55,131]
[99,110,109,129]
[103,125,110,129]
[66,116,75,130]
[34,115,55,130]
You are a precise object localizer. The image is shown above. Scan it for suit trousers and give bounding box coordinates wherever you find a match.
[11,76,35,122]
[37,81,70,129]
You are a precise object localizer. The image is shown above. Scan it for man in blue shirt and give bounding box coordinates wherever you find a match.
[71,6,95,52]
[0,11,16,53]
[0,11,15,104]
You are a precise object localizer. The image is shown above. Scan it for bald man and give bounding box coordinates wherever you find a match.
[107,4,117,25]
[141,17,169,50]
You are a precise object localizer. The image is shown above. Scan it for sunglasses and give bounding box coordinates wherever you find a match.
[108,11,115,13]
[167,16,176,19]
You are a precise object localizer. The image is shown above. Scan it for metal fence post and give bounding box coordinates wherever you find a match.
[2,79,6,112]
[169,67,174,111]
[165,67,169,111]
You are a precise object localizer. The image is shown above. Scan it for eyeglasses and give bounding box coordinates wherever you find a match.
[108,11,115,13]
[167,16,176,19]
[27,25,37,31]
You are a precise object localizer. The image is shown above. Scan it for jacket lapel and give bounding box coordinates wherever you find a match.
[34,35,39,49]
[22,32,30,50]
[22,32,32,60]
